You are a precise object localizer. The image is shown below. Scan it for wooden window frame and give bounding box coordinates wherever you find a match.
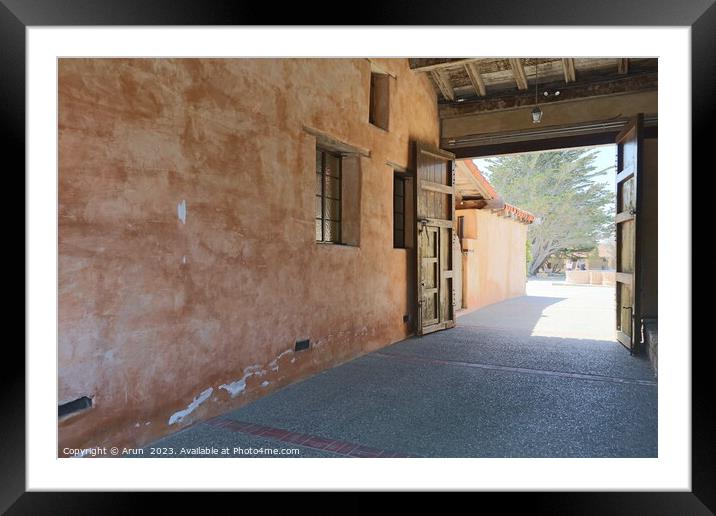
[393,172,407,248]
[315,147,342,244]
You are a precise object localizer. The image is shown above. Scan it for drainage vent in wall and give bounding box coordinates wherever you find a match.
[295,339,310,352]
[59,396,92,418]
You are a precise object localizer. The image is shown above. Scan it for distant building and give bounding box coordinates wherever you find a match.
[455,160,534,311]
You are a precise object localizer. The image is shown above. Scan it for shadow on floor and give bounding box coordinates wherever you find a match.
[458,295,567,336]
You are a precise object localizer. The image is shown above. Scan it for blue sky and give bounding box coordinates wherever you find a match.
[473,144,617,194]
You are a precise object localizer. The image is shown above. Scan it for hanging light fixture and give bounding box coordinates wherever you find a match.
[531,60,543,124]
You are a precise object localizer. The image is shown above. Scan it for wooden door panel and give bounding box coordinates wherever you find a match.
[615,114,643,352]
[618,220,635,274]
[415,143,455,335]
[420,226,440,325]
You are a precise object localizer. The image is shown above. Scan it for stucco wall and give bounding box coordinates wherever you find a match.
[58,58,440,453]
[458,209,528,311]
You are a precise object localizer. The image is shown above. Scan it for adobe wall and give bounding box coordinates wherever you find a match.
[458,209,528,311]
[58,58,440,453]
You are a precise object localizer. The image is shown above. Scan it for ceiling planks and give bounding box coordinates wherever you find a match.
[409,58,481,73]
[618,58,629,74]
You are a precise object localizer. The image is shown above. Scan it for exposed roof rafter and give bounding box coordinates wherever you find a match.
[464,62,487,96]
[431,69,455,101]
[562,58,576,83]
[509,58,529,90]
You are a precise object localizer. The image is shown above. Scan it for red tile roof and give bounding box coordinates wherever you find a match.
[463,160,534,224]
[500,203,535,224]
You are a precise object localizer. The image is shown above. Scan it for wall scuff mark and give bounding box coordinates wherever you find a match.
[177,199,187,224]
[168,387,212,425]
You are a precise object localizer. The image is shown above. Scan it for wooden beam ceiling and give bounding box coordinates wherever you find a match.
[431,69,455,101]
[618,58,629,74]
[562,58,576,83]
[509,58,529,90]
[464,62,486,96]
[439,72,658,118]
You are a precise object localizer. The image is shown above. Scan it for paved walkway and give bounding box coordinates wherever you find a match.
[146,281,657,457]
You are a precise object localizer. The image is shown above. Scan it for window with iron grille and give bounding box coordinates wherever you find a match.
[393,173,406,248]
[315,148,342,243]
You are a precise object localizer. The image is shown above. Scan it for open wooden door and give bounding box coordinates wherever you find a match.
[615,114,644,353]
[414,143,456,335]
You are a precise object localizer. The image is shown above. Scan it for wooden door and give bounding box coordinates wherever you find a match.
[615,114,643,352]
[415,143,456,335]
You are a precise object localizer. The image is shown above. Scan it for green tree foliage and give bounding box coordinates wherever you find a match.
[483,148,614,276]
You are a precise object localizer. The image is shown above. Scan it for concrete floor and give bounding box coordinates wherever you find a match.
[145,281,657,458]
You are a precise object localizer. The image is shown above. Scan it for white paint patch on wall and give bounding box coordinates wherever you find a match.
[168,387,212,425]
[177,199,187,224]
[261,381,270,387]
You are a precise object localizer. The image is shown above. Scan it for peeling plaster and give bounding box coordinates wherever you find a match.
[219,349,292,397]
[168,387,213,425]
[261,381,270,387]
[267,349,292,372]
[177,199,187,224]
[219,365,261,397]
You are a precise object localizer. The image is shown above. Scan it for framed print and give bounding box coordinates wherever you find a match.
[4,0,709,512]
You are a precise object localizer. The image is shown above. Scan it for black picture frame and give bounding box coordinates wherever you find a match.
[4,0,707,512]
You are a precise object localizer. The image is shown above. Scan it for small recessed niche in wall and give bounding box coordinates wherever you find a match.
[295,339,311,352]
[59,396,93,418]
[369,72,390,131]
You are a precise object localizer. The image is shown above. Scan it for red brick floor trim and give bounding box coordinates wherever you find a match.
[204,417,419,458]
